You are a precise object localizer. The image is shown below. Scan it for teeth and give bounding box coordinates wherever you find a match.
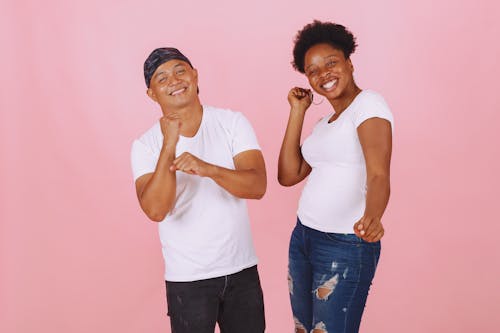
[171,88,186,96]
[322,80,337,89]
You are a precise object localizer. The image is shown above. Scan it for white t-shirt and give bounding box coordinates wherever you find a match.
[131,106,261,282]
[297,90,394,234]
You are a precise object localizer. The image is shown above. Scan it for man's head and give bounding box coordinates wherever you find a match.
[144,48,199,111]
[144,48,193,88]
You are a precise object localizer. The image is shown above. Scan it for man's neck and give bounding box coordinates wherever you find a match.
[163,100,203,138]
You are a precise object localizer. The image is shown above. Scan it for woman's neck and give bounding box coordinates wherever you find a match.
[329,84,362,115]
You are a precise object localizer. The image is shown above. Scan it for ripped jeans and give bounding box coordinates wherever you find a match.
[288,219,380,333]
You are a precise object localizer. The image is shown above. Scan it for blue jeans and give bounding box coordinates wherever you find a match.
[288,219,380,333]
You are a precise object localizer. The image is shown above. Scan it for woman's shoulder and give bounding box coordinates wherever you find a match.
[352,90,390,113]
[357,89,388,106]
[350,89,394,127]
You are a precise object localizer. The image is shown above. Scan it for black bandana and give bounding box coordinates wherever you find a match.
[144,48,193,88]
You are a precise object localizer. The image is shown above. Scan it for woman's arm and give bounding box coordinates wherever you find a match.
[354,117,393,242]
[278,88,313,186]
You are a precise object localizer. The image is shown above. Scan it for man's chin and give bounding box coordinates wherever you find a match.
[165,99,193,110]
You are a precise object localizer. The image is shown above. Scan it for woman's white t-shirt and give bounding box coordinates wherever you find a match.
[297,90,394,233]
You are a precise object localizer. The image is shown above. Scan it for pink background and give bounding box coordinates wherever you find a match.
[1,0,499,332]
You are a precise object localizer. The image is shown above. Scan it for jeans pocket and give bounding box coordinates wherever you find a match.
[324,232,361,245]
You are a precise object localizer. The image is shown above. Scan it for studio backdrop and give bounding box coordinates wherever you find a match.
[1,0,499,332]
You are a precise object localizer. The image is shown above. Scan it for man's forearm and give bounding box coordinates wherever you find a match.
[209,165,266,199]
[139,145,177,221]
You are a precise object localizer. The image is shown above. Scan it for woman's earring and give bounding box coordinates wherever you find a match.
[309,91,324,105]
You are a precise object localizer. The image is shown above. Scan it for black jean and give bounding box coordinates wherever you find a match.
[165,265,265,333]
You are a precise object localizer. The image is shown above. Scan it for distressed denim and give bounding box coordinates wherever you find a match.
[165,265,265,333]
[288,219,380,333]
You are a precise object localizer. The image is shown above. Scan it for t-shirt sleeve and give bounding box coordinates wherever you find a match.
[354,93,394,131]
[131,139,157,182]
[231,112,261,157]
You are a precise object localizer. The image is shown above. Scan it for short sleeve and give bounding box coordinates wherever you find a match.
[131,139,157,181]
[230,112,261,157]
[353,92,394,131]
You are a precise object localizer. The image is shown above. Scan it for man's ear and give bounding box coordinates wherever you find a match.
[147,88,158,103]
[192,68,200,94]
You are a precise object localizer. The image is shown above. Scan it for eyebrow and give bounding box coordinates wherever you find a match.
[153,71,166,79]
[153,63,186,79]
[305,55,338,70]
[305,64,315,71]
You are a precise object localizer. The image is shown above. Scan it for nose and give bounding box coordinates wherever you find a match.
[168,74,182,86]
[319,68,331,80]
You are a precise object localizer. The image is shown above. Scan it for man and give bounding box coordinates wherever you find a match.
[131,47,266,333]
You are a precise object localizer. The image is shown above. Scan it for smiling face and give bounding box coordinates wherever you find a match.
[304,43,355,101]
[147,59,199,112]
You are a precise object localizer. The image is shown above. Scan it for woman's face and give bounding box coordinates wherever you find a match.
[304,43,354,100]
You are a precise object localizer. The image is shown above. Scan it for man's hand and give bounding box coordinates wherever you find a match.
[171,152,214,177]
[160,113,181,147]
[354,216,385,242]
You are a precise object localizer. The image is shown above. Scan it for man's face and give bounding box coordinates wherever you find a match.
[147,59,198,111]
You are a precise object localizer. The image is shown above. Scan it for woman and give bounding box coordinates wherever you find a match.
[278,21,393,333]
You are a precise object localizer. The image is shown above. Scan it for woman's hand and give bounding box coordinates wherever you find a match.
[288,87,312,113]
[354,216,385,242]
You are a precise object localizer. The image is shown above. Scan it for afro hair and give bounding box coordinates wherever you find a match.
[292,20,357,73]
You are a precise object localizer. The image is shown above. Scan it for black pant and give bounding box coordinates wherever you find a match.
[166,265,265,333]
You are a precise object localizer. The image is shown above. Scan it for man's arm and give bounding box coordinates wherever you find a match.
[135,115,181,222]
[135,145,176,222]
[171,149,267,199]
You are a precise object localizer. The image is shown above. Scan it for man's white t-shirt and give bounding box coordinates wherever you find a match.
[131,106,260,282]
[298,90,394,234]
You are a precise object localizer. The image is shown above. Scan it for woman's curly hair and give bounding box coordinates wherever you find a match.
[292,20,357,73]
